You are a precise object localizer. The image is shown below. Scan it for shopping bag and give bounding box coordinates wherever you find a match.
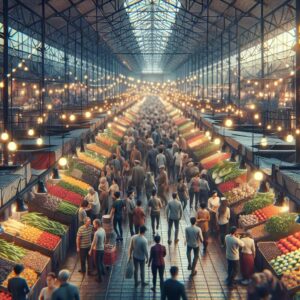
[125,258,134,279]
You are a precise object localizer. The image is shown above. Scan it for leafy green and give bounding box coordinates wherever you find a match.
[244,192,274,214]
[265,213,298,236]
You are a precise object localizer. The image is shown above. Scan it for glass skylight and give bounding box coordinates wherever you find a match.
[125,0,180,73]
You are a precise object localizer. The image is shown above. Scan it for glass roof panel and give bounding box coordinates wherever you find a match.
[125,0,180,73]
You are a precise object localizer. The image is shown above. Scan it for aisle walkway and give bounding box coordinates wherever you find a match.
[63,204,247,300]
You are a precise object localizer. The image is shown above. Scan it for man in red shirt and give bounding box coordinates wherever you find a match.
[133,200,146,234]
[148,235,166,292]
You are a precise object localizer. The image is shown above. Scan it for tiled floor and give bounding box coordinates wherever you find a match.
[63,202,247,300]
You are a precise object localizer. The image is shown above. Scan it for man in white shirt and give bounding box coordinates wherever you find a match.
[225,226,245,288]
[84,187,100,221]
[89,219,106,282]
[173,148,184,180]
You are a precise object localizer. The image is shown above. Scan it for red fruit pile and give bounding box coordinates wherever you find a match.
[37,231,61,250]
[253,205,282,222]
[0,291,12,300]
[277,232,300,254]
[218,181,239,193]
[47,184,83,206]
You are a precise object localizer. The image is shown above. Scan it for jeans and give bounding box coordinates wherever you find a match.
[167,164,174,183]
[151,213,160,234]
[128,214,134,236]
[151,265,164,288]
[199,190,209,205]
[189,189,200,209]
[79,247,92,273]
[168,219,179,241]
[149,163,157,177]
[227,259,239,286]
[174,165,181,181]
[146,191,152,202]
[187,246,200,273]
[113,217,123,238]
[135,185,142,201]
[133,257,145,284]
[95,250,105,280]
[134,224,143,234]
[219,223,229,246]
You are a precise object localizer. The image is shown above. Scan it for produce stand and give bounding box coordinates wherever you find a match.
[256,242,282,272]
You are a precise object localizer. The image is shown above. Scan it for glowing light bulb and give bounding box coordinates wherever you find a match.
[1,132,9,141]
[225,118,233,128]
[28,129,35,136]
[286,134,294,143]
[254,170,263,181]
[254,113,259,120]
[260,137,268,147]
[85,111,92,118]
[69,114,76,121]
[36,137,43,146]
[58,157,68,167]
[47,104,53,110]
[277,126,282,132]
[267,124,272,130]
[205,131,211,137]
[7,141,17,152]
[214,138,221,145]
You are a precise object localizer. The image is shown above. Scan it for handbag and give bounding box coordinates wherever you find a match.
[125,258,134,279]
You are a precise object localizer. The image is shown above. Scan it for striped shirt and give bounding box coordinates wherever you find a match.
[77,225,93,249]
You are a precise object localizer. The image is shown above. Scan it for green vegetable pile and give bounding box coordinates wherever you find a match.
[0,239,26,261]
[244,192,274,214]
[58,181,86,197]
[21,213,67,236]
[265,213,298,236]
[209,161,246,185]
[57,201,78,215]
[194,143,219,160]
[85,150,107,165]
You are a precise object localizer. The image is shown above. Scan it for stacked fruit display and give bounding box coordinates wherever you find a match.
[253,205,282,222]
[239,214,259,228]
[276,233,300,254]
[270,249,300,275]
[47,184,83,206]
[282,268,300,290]
[178,121,194,133]
[59,174,90,197]
[2,219,60,250]
[2,268,38,288]
[96,133,118,150]
[224,183,256,206]
[200,152,231,170]
[173,117,186,126]
[0,291,12,300]
[187,134,209,149]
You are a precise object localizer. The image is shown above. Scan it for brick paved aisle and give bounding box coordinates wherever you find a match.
[63,198,247,300]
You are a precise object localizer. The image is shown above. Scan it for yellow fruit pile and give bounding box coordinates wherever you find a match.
[86,144,111,158]
[60,174,90,190]
[20,226,43,243]
[3,268,38,288]
[282,268,300,289]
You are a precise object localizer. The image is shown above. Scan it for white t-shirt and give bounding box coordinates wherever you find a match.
[174,152,184,167]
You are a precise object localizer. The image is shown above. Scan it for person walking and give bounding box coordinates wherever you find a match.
[129,225,149,288]
[196,202,210,252]
[240,230,256,285]
[78,200,89,227]
[7,264,30,300]
[199,174,210,205]
[98,177,109,217]
[166,192,183,245]
[89,219,106,283]
[133,200,146,234]
[130,145,142,166]
[185,217,203,277]
[51,269,80,300]
[177,177,188,210]
[225,226,245,288]
[148,235,166,292]
[156,147,166,169]
[189,173,200,210]
[131,160,145,201]
[157,165,169,207]
[173,148,184,181]
[145,172,156,202]
[125,189,136,236]
[161,266,187,300]
[39,272,56,300]
[148,189,162,236]
[76,217,93,275]
[216,198,230,247]
[110,191,125,242]
[147,144,158,177]
[165,144,175,183]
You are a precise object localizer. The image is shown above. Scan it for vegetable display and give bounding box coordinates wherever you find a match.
[32,194,60,212]
[77,151,105,169]
[2,268,38,288]
[57,181,86,197]
[270,249,300,275]
[86,144,111,158]
[57,201,78,215]
[252,205,282,222]
[0,258,15,284]
[59,174,90,194]
[47,184,83,206]
[200,152,231,170]
[277,233,300,254]
[243,192,274,214]
[193,143,220,160]
[239,215,259,228]
[0,239,26,262]
[224,183,256,206]
[21,213,67,236]
[36,232,60,250]
[265,213,298,237]
[249,223,269,240]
